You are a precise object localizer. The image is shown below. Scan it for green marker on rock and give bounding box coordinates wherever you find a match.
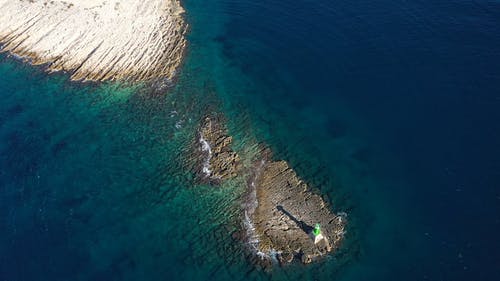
[313,223,321,236]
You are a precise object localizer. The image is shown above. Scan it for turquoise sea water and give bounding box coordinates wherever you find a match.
[1,0,499,280]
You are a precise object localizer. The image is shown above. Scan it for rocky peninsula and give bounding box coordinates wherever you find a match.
[0,0,187,81]
[194,115,346,265]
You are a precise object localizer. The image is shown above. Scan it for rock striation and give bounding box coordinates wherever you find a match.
[196,115,240,183]
[0,0,187,82]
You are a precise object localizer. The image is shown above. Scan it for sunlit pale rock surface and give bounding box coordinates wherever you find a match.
[0,0,187,81]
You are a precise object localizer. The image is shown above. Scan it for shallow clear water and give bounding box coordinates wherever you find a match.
[1,0,499,280]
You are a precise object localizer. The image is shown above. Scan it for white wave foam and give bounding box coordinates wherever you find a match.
[199,134,212,176]
[10,53,25,61]
[242,160,273,259]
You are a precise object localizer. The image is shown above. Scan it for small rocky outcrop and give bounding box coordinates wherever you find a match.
[195,115,240,183]
[247,159,346,265]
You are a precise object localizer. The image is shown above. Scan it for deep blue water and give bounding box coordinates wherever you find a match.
[1,0,500,280]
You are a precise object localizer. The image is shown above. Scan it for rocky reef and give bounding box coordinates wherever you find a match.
[193,115,346,265]
[0,0,187,82]
[195,115,240,184]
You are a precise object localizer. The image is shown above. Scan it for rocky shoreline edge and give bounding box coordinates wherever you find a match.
[0,0,187,82]
[192,114,346,267]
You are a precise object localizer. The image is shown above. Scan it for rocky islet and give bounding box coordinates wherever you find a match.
[194,115,346,265]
